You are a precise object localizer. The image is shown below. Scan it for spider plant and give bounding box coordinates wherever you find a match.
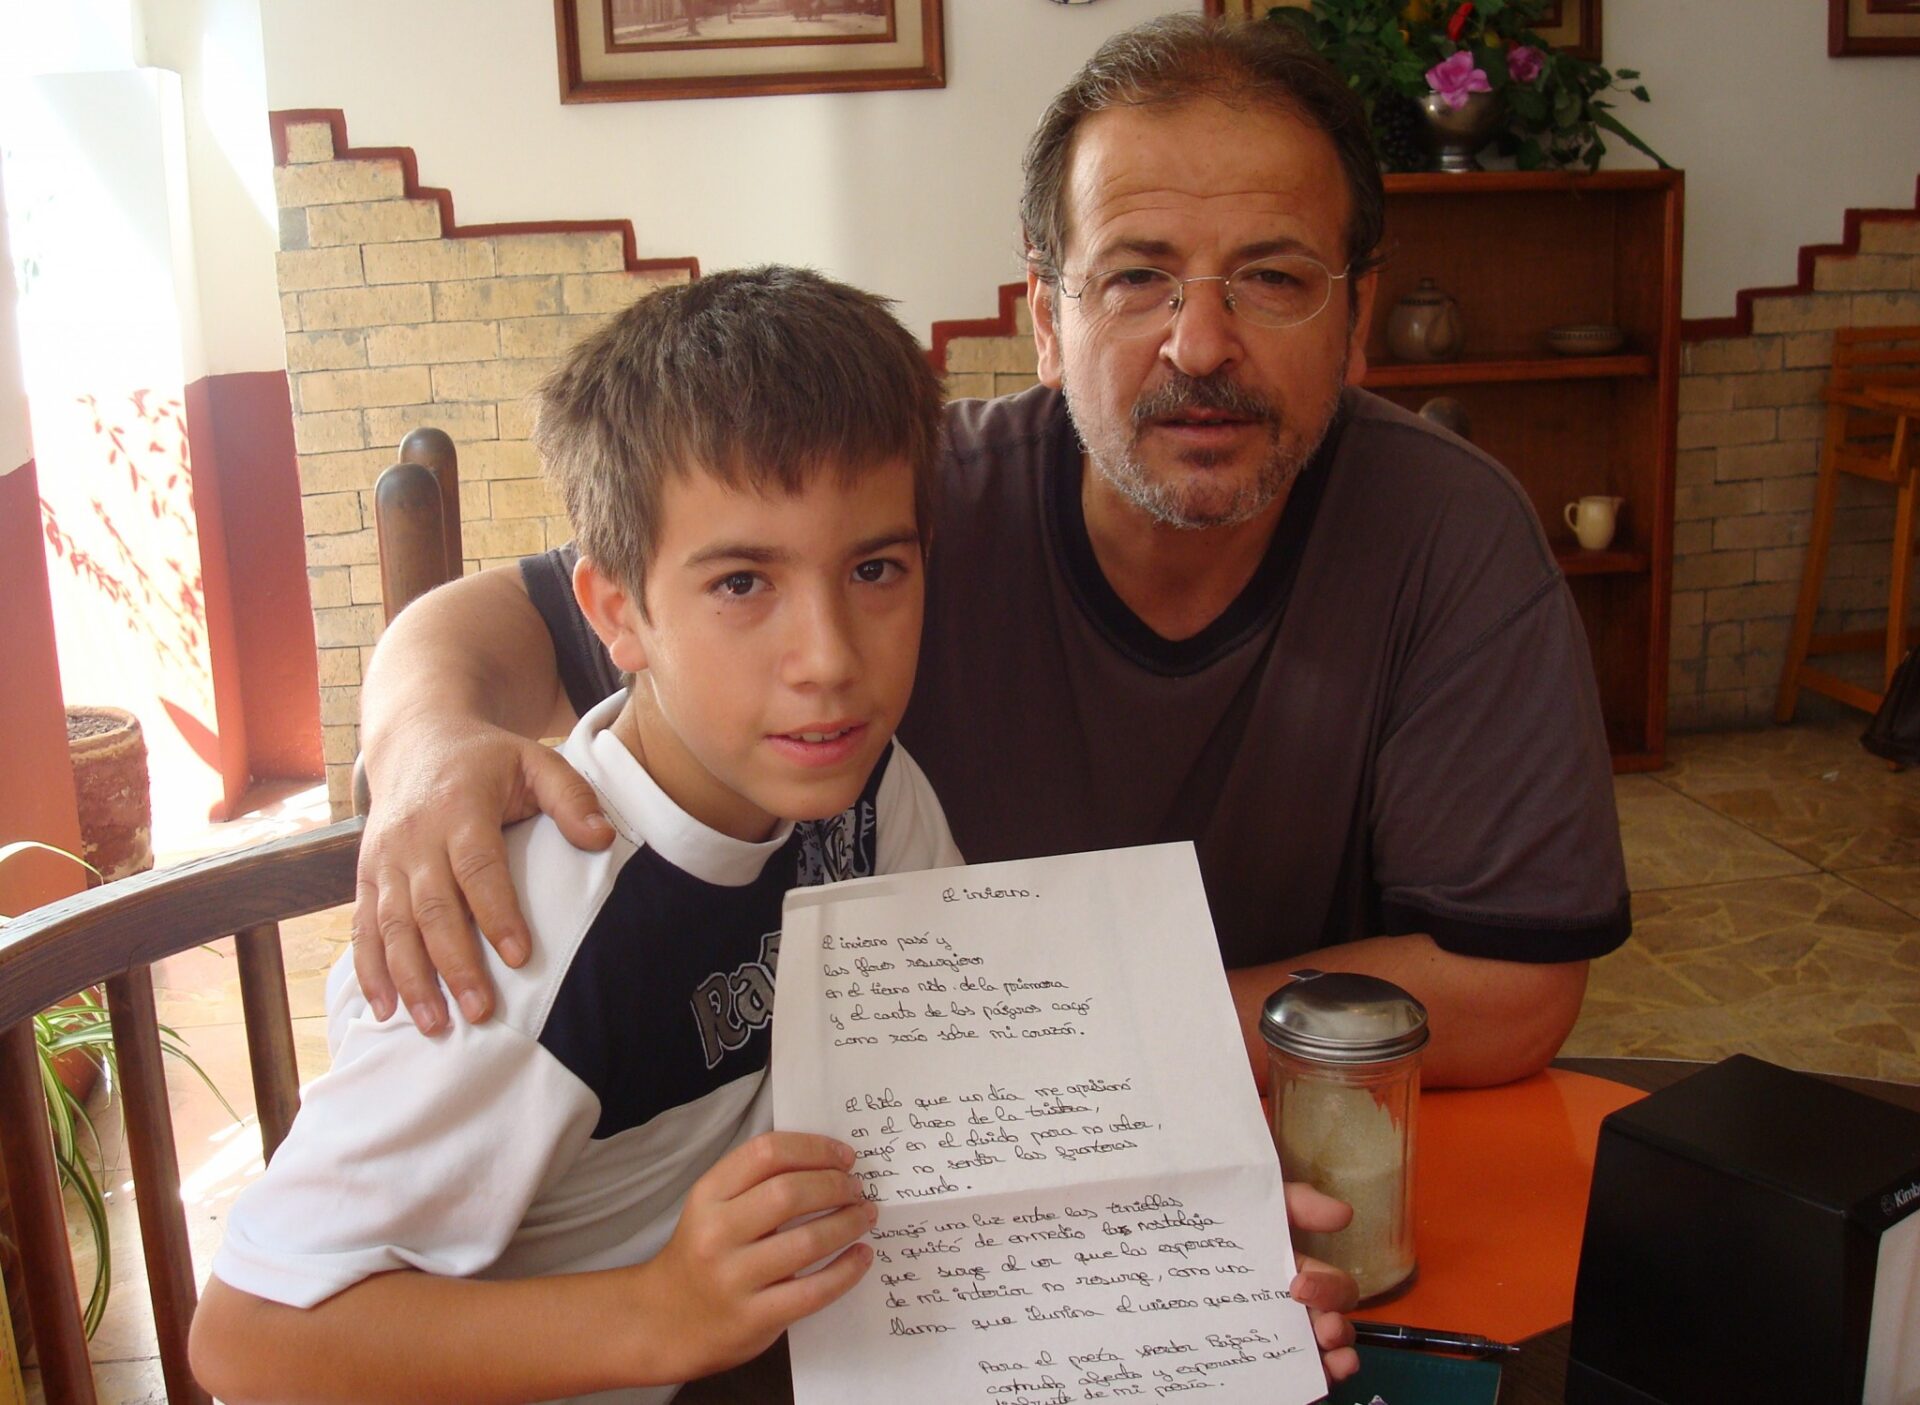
[1,841,232,1337]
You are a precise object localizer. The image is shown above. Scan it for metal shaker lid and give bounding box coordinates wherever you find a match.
[1259,969,1430,1064]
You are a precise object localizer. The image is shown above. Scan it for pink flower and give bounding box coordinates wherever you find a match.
[1425,50,1492,110]
[1507,44,1545,83]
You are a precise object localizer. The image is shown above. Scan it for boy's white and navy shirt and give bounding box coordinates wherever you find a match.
[211,692,960,1398]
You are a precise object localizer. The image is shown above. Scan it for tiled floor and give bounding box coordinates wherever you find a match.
[1564,717,1920,1083]
[20,716,1920,1399]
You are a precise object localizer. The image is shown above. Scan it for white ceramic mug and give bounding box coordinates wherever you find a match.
[1564,495,1624,552]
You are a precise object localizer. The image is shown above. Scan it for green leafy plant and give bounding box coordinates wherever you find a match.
[1,841,231,1337]
[1266,0,1669,172]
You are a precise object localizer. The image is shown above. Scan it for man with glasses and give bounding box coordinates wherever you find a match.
[352,16,1628,1098]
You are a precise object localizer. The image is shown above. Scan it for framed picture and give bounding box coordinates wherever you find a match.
[1830,0,1920,55]
[555,0,945,103]
[1202,0,1601,61]
[1532,0,1601,61]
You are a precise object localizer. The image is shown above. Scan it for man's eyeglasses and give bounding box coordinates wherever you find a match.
[1057,255,1349,339]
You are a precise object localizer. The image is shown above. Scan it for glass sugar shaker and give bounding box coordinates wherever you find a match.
[1261,969,1430,1303]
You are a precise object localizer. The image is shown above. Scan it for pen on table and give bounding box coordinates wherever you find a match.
[1350,1321,1521,1358]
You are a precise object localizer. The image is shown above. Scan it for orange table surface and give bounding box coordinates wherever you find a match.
[1351,1067,1645,1344]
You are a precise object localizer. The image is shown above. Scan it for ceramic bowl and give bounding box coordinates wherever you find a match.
[1544,323,1626,357]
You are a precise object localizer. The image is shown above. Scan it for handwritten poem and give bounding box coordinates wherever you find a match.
[774,843,1324,1405]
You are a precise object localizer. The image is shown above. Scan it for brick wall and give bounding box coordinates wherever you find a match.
[273,114,692,815]
[939,293,1043,402]
[1670,218,1920,730]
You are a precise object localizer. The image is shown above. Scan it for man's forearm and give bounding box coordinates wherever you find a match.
[192,1268,661,1405]
[358,565,572,785]
[1227,937,1589,1091]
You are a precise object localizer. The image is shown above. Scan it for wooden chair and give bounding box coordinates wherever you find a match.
[373,426,464,627]
[0,426,463,1400]
[353,427,467,816]
[0,821,362,1404]
[1776,326,1920,721]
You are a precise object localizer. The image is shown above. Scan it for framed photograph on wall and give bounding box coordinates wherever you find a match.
[1202,0,1601,60]
[1830,0,1920,55]
[1532,0,1601,61]
[555,0,945,103]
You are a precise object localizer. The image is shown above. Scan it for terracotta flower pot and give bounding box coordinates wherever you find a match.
[0,709,158,1361]
[49,707,150,1118]
[65,706,153,883]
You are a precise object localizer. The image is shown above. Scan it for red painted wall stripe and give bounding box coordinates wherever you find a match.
[928,281,1029,375]
[204,371,322,783]
[0,459,88,915]
[183,377,253,816]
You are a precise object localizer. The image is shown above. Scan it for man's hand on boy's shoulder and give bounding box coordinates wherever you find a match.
[634,1132,877,1384]
[353,714,611,1033]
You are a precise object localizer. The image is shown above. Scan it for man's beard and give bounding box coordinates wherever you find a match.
[1062,366,1344,531]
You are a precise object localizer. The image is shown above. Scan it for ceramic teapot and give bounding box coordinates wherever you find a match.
[1386,279,1464,363]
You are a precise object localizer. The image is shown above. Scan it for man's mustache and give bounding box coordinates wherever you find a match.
[1131,373,1279,428]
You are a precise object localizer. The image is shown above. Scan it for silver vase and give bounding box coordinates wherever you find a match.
[1418,91,1503,173]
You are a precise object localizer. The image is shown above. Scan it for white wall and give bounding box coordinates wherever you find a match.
[0,158,31,474]
[259,0,1177,344]
[144,0,284,375]
[1,0,285,376]
[4,71,205,392]
[1607,0,1920,320]
[0,0,145,74]
[240,0,1920,349]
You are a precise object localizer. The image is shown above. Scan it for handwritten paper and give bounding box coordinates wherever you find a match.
[774,843,1324,1405]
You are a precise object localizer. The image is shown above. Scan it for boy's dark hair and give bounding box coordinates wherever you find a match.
[1020,15,1385,290]
[533,265,943,607]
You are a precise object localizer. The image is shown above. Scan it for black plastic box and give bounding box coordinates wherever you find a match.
[1568,1055,1920,1405]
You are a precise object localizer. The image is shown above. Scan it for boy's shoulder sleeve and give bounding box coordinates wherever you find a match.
[874,741,964,876]
[209,1011,601,1309]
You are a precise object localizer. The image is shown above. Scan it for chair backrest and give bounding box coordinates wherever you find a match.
[1827,326,1920,475]
[1831,325,1920,394]
[373,427,464,625]
[0,815,362,1402]
[356,427,467,815]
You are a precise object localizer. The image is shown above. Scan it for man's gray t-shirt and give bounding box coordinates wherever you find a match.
[521,384,1628,971]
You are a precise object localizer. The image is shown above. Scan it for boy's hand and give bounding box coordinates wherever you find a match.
[637,1133,875,1383]
[1285,1181,1360,1382]
[354,717,612,1033]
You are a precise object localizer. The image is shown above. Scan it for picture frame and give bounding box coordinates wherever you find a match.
[1829,0,1920,55]
[1531,0,1601,61]
[555,0,945,104]
[1201,0,1601,61]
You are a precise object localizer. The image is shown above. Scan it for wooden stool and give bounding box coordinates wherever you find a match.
[1775,327,1920,721]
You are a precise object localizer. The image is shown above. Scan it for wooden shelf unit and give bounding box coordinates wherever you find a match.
[1362,169,1684,772]
[1365,353,1655,388]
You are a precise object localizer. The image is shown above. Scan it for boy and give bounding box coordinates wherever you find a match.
[190,266,962,1404]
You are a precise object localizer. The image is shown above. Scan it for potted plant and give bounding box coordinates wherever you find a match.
[1266,0,1669,172]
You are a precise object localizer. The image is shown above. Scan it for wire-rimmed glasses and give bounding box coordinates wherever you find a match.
[1057,255,1349,339]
